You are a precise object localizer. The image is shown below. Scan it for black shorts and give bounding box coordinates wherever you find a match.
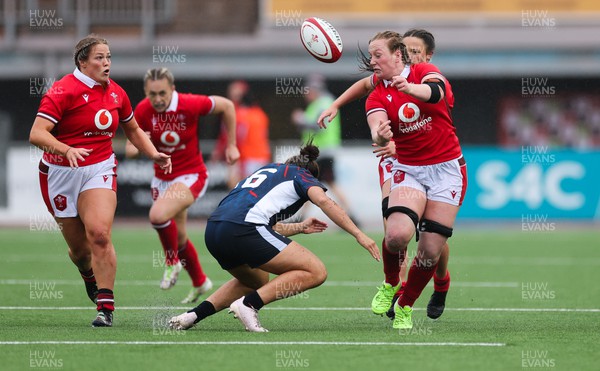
[205,221,292,270]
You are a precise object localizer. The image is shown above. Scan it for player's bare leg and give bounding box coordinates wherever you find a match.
[396,201,458,329]
[170,266,268,330]
[78,188,117,327]
[174,208,212,303]
[379,185,425,320]
[58,216,97,303]
[149,182,194,289]
[229,242,327,332]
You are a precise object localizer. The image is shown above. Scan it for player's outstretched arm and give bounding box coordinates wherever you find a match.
[122,117,172,174]
[307,187,380,261]
[273,217,328,237]
[317,76,373,128]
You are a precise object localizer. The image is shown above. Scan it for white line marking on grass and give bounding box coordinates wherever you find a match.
[0,341,506,347]
[0,279,519,288]
[0,306,598,313]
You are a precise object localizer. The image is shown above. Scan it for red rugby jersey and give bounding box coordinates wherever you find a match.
[37,68,133,166]
[366,63,461,165]
[134,91,215,180]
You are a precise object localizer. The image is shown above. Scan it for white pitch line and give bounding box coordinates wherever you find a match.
[0,306,598,313]
[0,340,506,347]
[0,279,519,288]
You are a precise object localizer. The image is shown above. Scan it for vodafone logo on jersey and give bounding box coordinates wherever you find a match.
[160,131,180,147]
[397,103,432,134]
[94,109,113,130]
[398,103,420,123]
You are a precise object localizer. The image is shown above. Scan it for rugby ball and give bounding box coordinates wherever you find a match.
[300,17,343,63]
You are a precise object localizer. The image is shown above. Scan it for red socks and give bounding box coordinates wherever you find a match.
[96,288,114,312]
[382,239,402,287]
[79,268,95,284]
[398,258,436,308]
[433,270,451,292]
[153,219,180,265]
[179,240,207,287]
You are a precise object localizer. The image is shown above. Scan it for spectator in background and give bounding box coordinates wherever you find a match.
[291,74,353,219]
[30,35,172,327]
[125,67,239,304]
[212,80,271,189]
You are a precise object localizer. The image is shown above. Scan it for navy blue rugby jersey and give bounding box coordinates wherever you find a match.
[209,163,327,226]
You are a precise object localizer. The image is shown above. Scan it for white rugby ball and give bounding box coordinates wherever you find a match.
[300,17,343,63]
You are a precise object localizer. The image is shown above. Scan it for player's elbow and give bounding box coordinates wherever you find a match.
[314,195,335,211]
[29,127,42,147]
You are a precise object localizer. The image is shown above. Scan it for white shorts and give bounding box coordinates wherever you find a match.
[390,156,467,206]
[151,172,209,201]
[39,154,117,218]
[378,156,397,188]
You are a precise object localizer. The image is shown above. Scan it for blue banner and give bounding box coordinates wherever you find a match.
[460,147,600,220]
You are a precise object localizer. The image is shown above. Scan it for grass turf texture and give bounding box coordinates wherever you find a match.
[0,226,598,370]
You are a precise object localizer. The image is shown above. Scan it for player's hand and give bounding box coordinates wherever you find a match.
[356,233,381,262]
[65,147,92,168]
[153,152,172,174]
[391,75,412,94]
[376,119,393,143]
[225,144,240,165]
[317,107,338,128]
[372,141,396,159]
[301,217,328,234]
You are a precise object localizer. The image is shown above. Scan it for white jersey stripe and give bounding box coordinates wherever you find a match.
[256,226,288,251]
[37,112,58,124]
[366,108,387,117]
[120,111,134,123]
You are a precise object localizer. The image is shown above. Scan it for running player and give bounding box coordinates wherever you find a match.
[125,67,240,303]
[169,141,380,332]
[29,34,172,327]
[364,31,466,329]
[318,29,453,321]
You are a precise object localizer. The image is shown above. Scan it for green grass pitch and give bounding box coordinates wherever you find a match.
[0,226,598,370]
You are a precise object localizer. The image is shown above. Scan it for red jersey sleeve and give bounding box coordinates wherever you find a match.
[191,94,216,116]
[365,88,386,117]
[412,63,444,83]
[117,86,134,123]
[36,81,70,125]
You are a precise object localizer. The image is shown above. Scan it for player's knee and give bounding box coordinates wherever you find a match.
[309,260,328,288]
[148,208,169,225]
[385,228,413,251]
[86,227,111,249]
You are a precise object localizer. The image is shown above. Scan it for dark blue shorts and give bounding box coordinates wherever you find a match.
[205,221,292,270]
